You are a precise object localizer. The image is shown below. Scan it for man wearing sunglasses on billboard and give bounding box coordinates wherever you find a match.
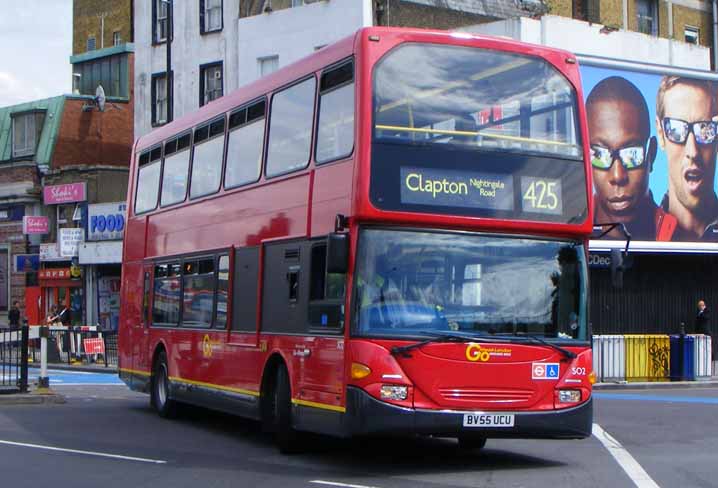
[656,76,718,241]
[587,76,676,240]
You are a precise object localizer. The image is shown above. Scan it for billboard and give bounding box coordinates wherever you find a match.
[580,59,718,251]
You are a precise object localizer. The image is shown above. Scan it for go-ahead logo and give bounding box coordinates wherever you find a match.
[465,343,512,362]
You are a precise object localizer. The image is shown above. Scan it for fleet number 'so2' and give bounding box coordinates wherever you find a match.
[571,367,586,376]
[523,179,558,211]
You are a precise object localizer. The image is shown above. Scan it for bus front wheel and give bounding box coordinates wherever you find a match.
[273,364,301,454]
[152,350,177,418]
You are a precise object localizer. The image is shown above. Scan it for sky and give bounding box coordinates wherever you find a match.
[0,1,72,108]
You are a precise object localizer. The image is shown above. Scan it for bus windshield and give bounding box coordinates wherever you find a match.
[353,228,587,341]
[373,43,582,158]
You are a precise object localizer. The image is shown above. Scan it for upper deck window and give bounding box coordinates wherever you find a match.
[161,133,191,206]
[373,44,581,158]
[225,99,266,188]
[266,77,316,177]
[135,146,162,214]
[190,117,225,199]
[316,60,355,164]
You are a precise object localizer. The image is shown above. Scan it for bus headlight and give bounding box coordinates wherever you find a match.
[558,389,581,403]
[380,385,408,401]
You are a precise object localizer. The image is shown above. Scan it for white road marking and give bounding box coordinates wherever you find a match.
[592,423,660,488]
[311,481,381,488]
[0,439,167,464]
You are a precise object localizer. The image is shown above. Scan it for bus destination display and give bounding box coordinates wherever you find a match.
[399,167,566,217]
[400,167,514,211]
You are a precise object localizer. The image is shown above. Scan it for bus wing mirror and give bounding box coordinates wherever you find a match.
[610,248,624,289]
[326,233,349,274]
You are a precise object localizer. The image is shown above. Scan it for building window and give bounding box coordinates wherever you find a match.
[258,55,278,78]
[12,111,45,159]
[685,26,699,44]
[152,72,171,126]
[153,0,169,43]
[87,37,96,51]
[636,0,657,35]
[292,0,304,6]
[200,0,223,34]
[113,31,122,46]
[199,62,223,106]
[73,54,130,99]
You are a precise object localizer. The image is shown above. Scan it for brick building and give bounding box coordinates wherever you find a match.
[0,0,134,327]
[73,0,134,55]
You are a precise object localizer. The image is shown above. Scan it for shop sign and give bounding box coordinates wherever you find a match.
[59,228,84,257]
[22,216,49,234]
[39,268,72,280]
[14,254,40,273]
[88,202,126,241]
[43,182,87,205]
[79,241,123,264]
[40,243,67,262]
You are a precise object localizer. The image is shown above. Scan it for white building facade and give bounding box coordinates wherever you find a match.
[134,0,373,139]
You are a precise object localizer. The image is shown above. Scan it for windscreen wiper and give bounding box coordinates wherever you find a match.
[390,332,505,357]
[493,332,576,359]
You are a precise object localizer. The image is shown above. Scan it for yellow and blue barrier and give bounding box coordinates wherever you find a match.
[592,334,712,383]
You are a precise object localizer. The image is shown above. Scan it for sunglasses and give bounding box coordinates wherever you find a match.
[591,145,646,170]
[662,117,718,145]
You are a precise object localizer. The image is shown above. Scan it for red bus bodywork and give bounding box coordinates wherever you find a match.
[120,27,595,446]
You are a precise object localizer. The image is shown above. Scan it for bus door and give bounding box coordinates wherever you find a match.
[296,242,346,405]
[228,246,262,387]
[138,264,154,374]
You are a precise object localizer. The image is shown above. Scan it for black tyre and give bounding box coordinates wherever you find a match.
[458,436,487,451]
[273,364,301,454]
[152,350,177,418]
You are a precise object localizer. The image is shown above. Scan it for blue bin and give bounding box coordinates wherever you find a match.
[669,335,696,381]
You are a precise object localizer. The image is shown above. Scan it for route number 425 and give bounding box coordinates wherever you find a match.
[522,179,559,211]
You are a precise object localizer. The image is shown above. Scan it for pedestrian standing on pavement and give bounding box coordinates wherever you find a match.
[695,300,710,335]
[8,301,21,329]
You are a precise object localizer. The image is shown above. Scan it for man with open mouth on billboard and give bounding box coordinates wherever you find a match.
[656,76,718,241]
[587,76,677,240]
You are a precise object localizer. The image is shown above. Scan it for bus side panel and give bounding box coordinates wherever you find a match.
[124,218,147,261]
[119,261,150,391]
[145,176,311,259]
[311,160,354,237]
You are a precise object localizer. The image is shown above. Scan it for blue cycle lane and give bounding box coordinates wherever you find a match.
[27,367,123,386]
[594,391,718,404]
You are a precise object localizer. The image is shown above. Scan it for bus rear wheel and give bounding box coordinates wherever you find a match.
[458,436,487,451]
[152,351,177,418]
[272,364,301,454]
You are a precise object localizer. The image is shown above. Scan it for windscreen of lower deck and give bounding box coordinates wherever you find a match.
[353,228,587,341]
[371,43,588,223]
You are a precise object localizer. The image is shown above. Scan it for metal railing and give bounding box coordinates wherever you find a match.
[29,326,118,368]
[0,326,29,394]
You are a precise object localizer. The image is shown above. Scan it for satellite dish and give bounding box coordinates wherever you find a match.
[95,85,106,112]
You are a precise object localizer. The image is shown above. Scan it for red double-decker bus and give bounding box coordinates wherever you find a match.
[119,27,595,452]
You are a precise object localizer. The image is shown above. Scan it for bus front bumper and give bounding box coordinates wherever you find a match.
[344,386,593,439]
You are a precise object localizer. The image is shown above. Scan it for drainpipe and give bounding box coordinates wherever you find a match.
[623,0,628,30]
[668,0,673,65]
[713,0,718,70]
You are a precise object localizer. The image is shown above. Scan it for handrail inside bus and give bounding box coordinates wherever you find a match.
[374,124,577,147]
